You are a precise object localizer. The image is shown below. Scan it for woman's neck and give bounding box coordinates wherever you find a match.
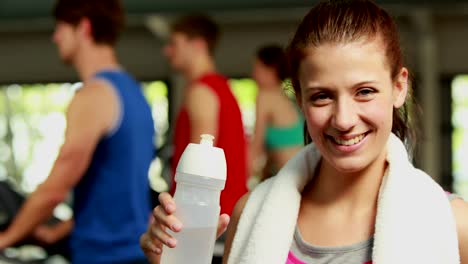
[304,152,387,214]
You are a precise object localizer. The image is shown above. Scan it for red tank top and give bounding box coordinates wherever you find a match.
[171,73,248,216]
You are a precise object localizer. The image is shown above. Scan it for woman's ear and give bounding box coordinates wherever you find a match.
[393,67,409,108]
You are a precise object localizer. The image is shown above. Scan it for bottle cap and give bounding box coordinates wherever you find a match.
[200,134,215,146]
[176,134,227,181]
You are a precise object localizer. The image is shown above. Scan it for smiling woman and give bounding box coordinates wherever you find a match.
[298,40,408,174]
[140,1,468,264]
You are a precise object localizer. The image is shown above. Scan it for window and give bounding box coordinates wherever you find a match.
[0,83,75,192]
[229,78,258,136]
[0,81,169,194]
[143,81,169,193]
[452,75,468,199]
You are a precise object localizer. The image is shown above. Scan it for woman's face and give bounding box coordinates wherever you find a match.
[298,39,408,173]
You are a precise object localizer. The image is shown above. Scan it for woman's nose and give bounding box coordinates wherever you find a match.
[331,98,357,132]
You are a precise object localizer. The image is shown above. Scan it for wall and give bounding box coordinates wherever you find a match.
[0,7,466,182]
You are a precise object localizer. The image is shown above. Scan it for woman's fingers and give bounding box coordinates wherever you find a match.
[140,192,182,264]
[152,205,183,232]
[140,232,161,264]
[150,222,178,248]
[140,232,161,253]
[158,192,176,214]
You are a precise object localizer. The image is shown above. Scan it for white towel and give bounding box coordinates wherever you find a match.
[228,133,460,264]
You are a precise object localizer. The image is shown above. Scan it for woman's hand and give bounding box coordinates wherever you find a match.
[140,192,230,264]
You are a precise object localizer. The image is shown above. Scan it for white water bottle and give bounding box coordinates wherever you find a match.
[160,134,227,264]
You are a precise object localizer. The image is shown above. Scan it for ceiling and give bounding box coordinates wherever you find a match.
[2,0,468,22]
[1,0,468,84]
[0,0,467,35]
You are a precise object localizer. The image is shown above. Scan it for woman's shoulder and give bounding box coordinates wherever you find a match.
[223,192,252,263]
[231,193,251,219]
[450,198,468,261]
[256,89,277,103]
[233,177,277,218]
[259,89,292,103]
[451,195,468,207]
[450,197,468,227]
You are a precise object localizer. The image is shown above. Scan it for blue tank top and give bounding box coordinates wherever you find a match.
[71,70,155,264]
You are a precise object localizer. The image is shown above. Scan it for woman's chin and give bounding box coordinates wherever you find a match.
[329,157,371,174]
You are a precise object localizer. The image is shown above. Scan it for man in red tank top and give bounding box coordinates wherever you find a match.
[163,14,248,216]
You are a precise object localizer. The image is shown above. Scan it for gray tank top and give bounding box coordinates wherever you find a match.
[288,193,460,264]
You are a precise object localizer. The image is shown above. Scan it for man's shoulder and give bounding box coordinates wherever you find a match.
[79,79,113,95]
[187,83,219,105]
[69,78,120,112]
[92,69,140,87]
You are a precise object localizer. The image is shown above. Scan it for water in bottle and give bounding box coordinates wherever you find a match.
[160,134,226,264]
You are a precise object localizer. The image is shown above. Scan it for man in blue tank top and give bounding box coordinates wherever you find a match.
[0,1,155,263]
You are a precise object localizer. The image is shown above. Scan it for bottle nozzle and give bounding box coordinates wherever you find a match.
[200,134,215,146]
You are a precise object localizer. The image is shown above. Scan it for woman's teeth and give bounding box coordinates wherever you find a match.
[333,134,365,146]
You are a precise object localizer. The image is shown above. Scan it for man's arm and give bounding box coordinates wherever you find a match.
[0,80,117,248]
[186,84,219,143]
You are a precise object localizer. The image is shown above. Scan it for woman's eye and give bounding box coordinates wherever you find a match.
[308,92,332,106]
[357,88,375,97]
[311,93,330,101]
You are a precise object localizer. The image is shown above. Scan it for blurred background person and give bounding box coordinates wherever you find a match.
[249,44,304,184]
[163,14,248,217]
[0,0,155,263]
